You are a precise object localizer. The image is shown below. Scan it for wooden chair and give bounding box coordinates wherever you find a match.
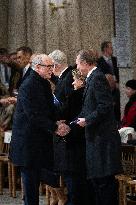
[121,144,136,175]
[116,144,136,205]
[0,130,17,197]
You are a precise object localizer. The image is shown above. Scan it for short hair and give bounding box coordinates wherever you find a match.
[0,48,8,55]
[31,54,49,70]
[16,46,32,55]
[49,50,67,65]
[77,49,99,66]
[101,41,111,52]
[31,55,43,69]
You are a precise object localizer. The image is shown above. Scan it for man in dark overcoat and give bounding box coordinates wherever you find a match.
[9,54,70,205]
[76,49,122,205]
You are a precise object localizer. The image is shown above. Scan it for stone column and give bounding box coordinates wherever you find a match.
[8,0,27,52]
[114,0,133,114]
[114,0,131,68]
[25,0,46,53]
[0,0,9,48]
[130,0,136,77]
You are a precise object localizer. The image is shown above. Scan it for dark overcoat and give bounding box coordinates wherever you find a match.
[9,69,57,169]
[79,68,122,179]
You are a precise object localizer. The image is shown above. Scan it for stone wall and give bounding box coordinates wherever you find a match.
[130,0,136,76]
[0,0,136,115]
[2,0,114,64]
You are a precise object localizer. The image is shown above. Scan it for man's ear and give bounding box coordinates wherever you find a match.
[35,64,40,73]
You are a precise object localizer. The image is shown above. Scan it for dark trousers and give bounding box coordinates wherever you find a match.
[63,175,90,205]
[21,167,41,205]
[87,175,119,205]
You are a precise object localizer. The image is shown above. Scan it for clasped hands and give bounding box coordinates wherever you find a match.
[55,120,71,137]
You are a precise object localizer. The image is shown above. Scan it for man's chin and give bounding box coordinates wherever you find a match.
[45,75,52,79]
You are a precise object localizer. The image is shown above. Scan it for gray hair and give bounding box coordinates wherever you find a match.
[31,54,45,70]
[77,49,99,66]
[49,50,67,65]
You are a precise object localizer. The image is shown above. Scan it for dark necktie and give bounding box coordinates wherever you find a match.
[107,58,114,75]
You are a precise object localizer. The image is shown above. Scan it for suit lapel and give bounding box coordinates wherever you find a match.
[82,69,97,101]
[83,74,92,101]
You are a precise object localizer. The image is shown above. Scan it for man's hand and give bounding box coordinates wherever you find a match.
[0,97,17,105]
[105,74,116,90]
[55,122,71,137]
[77,118,86,127]
[7,97,17,104]
[0,98,10,105]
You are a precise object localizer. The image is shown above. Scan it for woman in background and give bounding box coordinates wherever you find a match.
[119,79,136,143]
[53,70,89,205]
[121,79,136,130]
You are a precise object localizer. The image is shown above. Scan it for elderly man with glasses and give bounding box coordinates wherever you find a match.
[9,54,70,205]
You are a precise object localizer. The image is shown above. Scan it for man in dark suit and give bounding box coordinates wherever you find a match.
[9,54,70,205]
[97,41,120,125]
[49,50,74,106]
[3,47,33,105]
[76,50,122,205]
[7,46,33,97]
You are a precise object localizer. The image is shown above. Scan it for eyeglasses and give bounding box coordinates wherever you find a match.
[38,64,54,69]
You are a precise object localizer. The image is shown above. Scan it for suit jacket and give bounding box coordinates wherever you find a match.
[79,68,122,179]
[9,69,57,169]
[97,56,119,83]
[54,66,74,105]
[97,56,121,122]
[9,67,22,95]
[9,67,32,95]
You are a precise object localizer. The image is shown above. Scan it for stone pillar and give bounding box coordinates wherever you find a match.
[114,0,133,115]
[0,0,9,48]
[130,0,136,77]
[8,0,27,52]
[25,0,46,53]
[114,0,131,68]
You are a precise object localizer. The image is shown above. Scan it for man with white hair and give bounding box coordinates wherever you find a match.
[9,54,70,205]
[49,50,74,105]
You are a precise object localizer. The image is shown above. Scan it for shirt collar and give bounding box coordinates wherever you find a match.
[87,66,97,78]
[23,64,30,75]
[59,67,68,78]
[103,55,111,61]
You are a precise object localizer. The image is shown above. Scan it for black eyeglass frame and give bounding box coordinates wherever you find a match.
[38,64,54,68]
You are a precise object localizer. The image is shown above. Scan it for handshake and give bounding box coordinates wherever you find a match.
[55,120,71,137]
[55,118,86,137]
